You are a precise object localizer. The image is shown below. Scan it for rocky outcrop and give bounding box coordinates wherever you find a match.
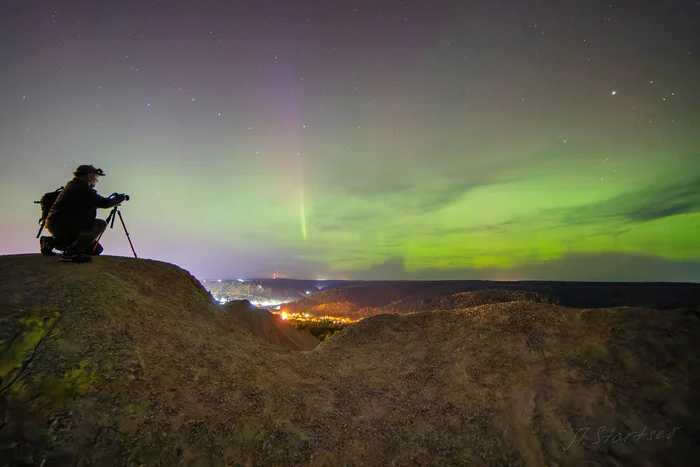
[223,299,318,351]
[1,254,698,466]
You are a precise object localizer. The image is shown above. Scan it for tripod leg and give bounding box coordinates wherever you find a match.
[104,208,115,226]
[92,208,115,254]
[117,210,138,258]
[92,231,106,254]
[36,220,46,239]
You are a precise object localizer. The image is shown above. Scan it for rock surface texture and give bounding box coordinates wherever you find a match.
[1,254,698,466]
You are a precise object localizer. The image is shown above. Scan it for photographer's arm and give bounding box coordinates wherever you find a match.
[92,191,126,209]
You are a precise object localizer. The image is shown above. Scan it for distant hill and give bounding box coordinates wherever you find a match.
[283,280,700,318]
[1,254,699,466]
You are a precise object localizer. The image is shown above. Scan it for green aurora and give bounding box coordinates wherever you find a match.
[1,1,698,281]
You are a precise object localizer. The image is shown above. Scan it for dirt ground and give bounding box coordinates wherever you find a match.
[1,254,698,466]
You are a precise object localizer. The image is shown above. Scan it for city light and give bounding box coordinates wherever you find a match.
[271,309,360,325]
[250,300,288,308]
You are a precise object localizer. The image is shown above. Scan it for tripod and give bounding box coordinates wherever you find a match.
[95,204,138,258]
[35,213,47,238]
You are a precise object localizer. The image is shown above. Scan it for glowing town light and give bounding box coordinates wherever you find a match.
[280,311,288,320]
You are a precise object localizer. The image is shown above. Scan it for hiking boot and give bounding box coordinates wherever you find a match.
[60,249,92,263]
[40,236,56,256]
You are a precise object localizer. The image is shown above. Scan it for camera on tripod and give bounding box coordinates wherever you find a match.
[99,197,137,258]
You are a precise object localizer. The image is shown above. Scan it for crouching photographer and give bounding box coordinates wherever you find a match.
[42,165,129,263]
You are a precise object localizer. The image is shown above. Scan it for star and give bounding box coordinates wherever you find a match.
[611,90,617,95]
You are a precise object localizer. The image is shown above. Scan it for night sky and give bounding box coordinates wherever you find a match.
[1,0,698,282]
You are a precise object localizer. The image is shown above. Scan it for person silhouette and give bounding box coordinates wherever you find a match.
[43,165,127,262]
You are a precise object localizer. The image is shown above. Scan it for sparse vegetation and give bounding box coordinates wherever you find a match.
[287,318,345,341]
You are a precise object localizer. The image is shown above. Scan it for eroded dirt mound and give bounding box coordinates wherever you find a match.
[223,299,319,351]
[1,254,699,466]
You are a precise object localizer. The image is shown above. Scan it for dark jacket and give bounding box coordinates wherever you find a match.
[46,178,124,234]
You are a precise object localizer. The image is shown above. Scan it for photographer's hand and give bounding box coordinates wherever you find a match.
[110,193,129,203]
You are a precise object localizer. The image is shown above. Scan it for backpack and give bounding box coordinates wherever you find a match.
[35,186,63,224]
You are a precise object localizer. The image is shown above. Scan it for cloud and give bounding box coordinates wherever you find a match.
[387,179,481,215]
[308,211,379,233]
[498,176,700,234]
[621,177,700,222]
[342,252,700,283]
[429,225,507,236]
[358,257,408,280]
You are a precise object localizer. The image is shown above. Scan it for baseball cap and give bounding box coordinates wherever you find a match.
[74,165,106,177]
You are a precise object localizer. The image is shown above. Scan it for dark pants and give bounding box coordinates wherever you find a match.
[49,219,107,255]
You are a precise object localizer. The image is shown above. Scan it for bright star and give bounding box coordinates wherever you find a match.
[611,90,617,95]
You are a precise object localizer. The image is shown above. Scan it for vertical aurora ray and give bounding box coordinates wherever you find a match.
[300,186,307,241]
[263,56,309,243]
